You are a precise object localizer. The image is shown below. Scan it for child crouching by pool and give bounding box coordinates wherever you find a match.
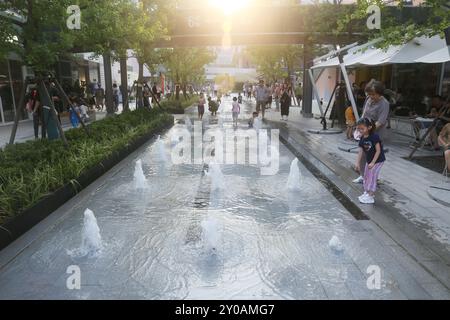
[355,118,386,204]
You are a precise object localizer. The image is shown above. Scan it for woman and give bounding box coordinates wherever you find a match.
[28,88,41,139]
[198,93,206,120]
[280,85,291,121]
[353,80,390,184]
[438,122,450,174]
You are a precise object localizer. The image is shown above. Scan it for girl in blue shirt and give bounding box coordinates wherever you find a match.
[355,118,386,204]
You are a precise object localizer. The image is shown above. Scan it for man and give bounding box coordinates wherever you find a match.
[255,80,269,119]
[152,83,159,104]
[50,81,64,123]
[95,83,105,111]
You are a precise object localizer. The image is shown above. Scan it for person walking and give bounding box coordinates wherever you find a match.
[274,83,281,111]
[232,97,240,128]
[49,81,63,123]
[280,85,291,121]
[112,83,120,112]
[27,88,41,139]
[198,93,206,120]
[95,83,105,111]
[353,80,390,184]
[255,80,269,119]
[355,118,386,204]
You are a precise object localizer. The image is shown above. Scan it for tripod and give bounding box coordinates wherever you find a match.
[320,81,348,131]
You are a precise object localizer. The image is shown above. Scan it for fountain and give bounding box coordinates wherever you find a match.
[287,158,302,191]
[157,135,167,162]
[134,159,148,190]
[208,162,225,191]
[67,209,103,258]
[329,235,344,252]
[185,116,193,130]
[254,117,262,133]
[201,214,220,252]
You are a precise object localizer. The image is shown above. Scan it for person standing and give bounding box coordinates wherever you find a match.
[50,81,63,123]
[28,88,41,139]
[353,80,390,184]
[152,83,159,104]
[198,93,206,120]
[274,83,281,111]
[355,118,386,204]
[255,80,269,119]
[438,122,450,173]
[95,83,105,111]
[232,97,240,128]
[280,86,291,121]
[112,83,120,112]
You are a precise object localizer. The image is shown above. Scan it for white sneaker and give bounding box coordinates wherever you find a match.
[358,192,368,202]
[359,194,375,204]
[352,176,364,184]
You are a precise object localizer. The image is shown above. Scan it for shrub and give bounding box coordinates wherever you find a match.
[0,108,174,224]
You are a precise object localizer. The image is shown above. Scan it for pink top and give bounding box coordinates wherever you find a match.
[232,102,240,113]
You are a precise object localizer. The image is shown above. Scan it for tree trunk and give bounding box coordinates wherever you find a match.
[119,52,129,112]
[137,59,144,108]
[103,52,115,115]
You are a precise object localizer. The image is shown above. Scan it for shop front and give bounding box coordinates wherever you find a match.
[0,58,26,124]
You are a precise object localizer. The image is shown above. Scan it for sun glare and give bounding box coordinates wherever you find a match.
[209,0,250,15]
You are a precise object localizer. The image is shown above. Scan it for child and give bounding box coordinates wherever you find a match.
[238,93,243,104]
[248,112,258,128]
[208,96,218,116]
[79,99,90,123]
[232,97,240,128]
[345,105,356,139]
[355,118,386,204]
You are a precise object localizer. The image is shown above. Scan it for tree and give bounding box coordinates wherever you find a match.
[129,0,173,108]
[337,1,450,48]
[246,45,304,83]
[0,0,74,72]
[72,0,139,114]
[161,48,215,100]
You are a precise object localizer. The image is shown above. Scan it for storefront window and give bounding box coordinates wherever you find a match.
[441,61,450,99]
[9,59,25,122]
[392,63,440,115]
[0,60,15,123]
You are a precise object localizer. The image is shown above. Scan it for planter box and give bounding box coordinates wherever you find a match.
[0,117,174,251]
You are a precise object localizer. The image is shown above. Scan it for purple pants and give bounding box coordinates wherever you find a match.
[363,162,384,193]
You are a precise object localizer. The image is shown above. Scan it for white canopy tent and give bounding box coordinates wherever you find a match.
[415,46,450,64]
[312,35,447,69]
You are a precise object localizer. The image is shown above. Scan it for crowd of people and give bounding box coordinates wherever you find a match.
[244,79,299,121]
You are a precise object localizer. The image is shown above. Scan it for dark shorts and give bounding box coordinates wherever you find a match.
[198,105,205,114]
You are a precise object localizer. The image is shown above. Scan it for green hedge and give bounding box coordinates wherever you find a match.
[0,108,174,224]
[159,96,198,114]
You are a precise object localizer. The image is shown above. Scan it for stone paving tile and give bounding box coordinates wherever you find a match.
[420,282,450,300]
